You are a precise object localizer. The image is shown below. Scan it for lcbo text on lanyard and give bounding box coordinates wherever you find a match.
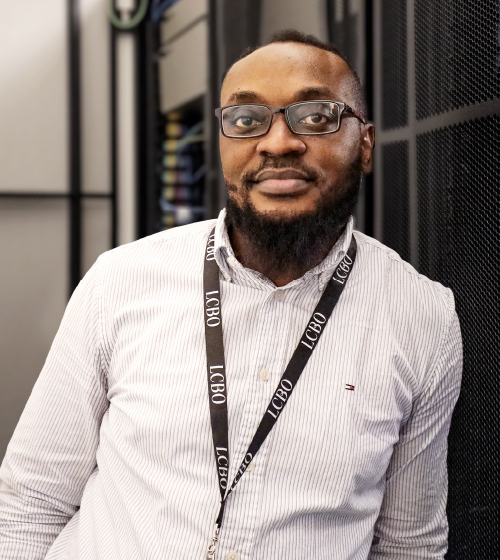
[203,228,357,559]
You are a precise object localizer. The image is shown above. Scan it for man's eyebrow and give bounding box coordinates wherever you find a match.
[225,91,262,105]
[293,87,338,101]
[224,86,339,106]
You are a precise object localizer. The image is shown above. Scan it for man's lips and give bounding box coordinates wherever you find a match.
[255,169,311,182]
[253,169,313,195]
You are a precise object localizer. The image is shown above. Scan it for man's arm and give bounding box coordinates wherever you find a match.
[0,258,109,559]
[369,291,463,559]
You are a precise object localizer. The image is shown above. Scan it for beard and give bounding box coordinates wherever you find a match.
[225,154,362,276]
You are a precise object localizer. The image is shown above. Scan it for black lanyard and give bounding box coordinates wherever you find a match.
[203,228,357,559]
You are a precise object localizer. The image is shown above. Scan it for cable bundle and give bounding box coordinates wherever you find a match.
[159,110,206,229]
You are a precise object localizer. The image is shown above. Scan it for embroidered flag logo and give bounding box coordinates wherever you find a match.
[345,384,355,391]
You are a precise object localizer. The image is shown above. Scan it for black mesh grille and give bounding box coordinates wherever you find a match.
[327,1,359,75]
[381,0,407,129]
[382,141,410,262]
[415,0,500,120]
[343,12,359,73]
[417,116,500,559]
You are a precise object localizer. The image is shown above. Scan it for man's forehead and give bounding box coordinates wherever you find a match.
[221,42,352,106]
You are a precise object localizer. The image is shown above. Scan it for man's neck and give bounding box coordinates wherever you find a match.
[229,226,343,287]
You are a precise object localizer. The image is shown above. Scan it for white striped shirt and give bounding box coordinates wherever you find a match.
[0,210,462,560]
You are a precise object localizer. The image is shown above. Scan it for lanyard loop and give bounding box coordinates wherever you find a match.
[203,227,357,557]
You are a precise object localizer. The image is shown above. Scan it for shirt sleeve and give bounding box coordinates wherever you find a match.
[369,289,463,559]
[0,257,109,560]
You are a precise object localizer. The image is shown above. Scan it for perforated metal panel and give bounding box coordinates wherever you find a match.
[382,141,410,261]
[374,1,500,557]
[417,115,500,559]
[381,0,407,129]
[415,0,500,119]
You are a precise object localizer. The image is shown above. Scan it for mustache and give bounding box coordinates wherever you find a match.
[241,157,319,189]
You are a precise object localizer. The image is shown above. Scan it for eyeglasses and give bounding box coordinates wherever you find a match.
[215,100,366,138]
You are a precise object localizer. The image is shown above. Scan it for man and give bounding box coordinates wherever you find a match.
[0,31,462,559]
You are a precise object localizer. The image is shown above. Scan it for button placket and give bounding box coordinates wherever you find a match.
[226,296,277,483]
[221,294,290,559]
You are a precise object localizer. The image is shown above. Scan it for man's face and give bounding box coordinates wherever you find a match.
[219,42,374,219]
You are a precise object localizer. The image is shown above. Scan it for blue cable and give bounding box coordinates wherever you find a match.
[150,0,180,22]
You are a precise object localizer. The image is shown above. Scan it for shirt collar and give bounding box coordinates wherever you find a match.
[213,207,354,285]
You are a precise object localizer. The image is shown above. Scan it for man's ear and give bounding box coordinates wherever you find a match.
[360,124,375,174]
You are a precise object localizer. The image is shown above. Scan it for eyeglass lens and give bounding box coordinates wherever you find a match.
[221,102,341,137]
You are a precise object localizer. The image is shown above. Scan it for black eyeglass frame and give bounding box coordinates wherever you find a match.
[214,100,367,138]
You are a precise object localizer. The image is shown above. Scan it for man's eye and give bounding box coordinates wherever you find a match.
[299,113,328,125]
[234,116,262,128]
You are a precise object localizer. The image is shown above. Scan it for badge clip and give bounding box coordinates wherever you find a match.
[205,525,220,560]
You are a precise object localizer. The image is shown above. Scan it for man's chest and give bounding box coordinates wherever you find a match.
[101,279,414,500]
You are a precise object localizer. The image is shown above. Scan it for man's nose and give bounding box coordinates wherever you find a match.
[255,113,307,157]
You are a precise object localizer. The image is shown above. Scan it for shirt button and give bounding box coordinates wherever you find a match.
[259,368,270,382]
[226,552,240,560]
[246,461,255,472]
[227,257,237,268]
[274,290,285,301]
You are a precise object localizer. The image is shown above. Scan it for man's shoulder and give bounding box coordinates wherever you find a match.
[353,230,455,313]
[86,220,216,300]
[116,218,216,251]
[100,219,216,266]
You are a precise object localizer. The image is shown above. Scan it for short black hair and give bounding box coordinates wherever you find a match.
[226,29,366,121]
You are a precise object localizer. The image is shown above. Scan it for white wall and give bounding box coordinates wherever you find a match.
[0,0,69,461]
[0,0,112,460]
[0,1,68,192]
